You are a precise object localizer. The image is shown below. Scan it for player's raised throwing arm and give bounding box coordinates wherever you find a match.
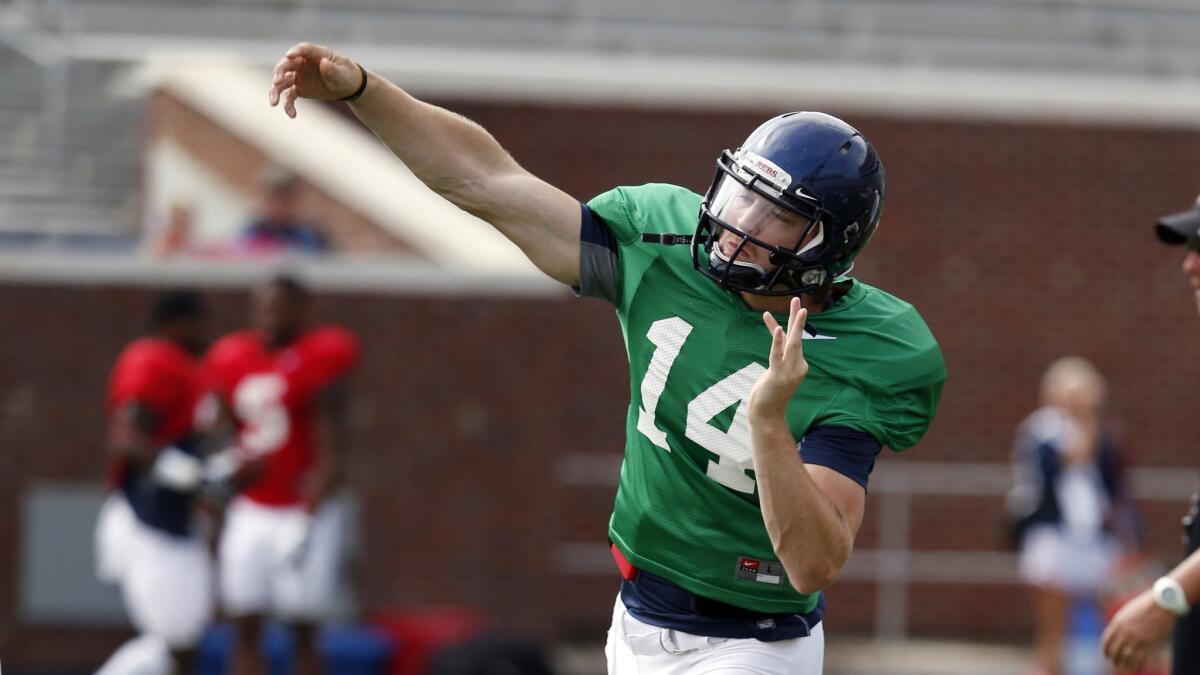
[268,43,582,286]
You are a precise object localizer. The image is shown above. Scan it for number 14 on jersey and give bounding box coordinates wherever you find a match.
[637,317,767,494]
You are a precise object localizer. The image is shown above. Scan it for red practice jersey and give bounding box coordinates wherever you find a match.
[106,337,206,487]
[204,327,359,506]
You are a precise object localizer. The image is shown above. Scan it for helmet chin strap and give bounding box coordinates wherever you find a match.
[711,245,827,296]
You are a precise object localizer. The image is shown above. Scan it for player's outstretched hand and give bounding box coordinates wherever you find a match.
[1101,588,1174,672]
[268,42,362,118]
[748,296,809,420]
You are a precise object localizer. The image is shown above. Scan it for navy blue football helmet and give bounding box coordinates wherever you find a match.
[692,112,885,296]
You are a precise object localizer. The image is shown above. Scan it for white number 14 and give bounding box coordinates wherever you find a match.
[637,317,764,494]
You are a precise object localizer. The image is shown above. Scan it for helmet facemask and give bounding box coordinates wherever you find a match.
[693,149,836,296]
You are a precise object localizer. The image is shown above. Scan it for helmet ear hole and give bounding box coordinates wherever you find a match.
[843,222,859,245]
[801,270,827,287]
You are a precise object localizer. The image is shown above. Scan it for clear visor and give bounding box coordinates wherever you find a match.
[708,174,823,258]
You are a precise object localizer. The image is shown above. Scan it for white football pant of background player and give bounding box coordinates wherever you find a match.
[219,496,343,619]
[94,635,171,675]
[94,495,214,675]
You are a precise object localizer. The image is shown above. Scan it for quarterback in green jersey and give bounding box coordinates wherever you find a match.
[270,43,946,674]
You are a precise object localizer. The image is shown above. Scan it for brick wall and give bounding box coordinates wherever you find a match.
[3,101,1200,668]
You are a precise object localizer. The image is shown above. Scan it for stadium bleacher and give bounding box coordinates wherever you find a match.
[0,35,141,242]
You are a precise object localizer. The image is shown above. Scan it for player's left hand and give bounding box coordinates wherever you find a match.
[1101,588,1174,672]
[150,445,205,492]
[748,297,809,420]
[269,42,363,118]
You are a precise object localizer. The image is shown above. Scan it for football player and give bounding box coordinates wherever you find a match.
[268,45,945,673]
[1102,198,1200,673]
[95,289,214,675]
[204,275,358,675]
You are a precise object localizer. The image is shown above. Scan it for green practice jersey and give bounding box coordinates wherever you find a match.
[583,183,946,614]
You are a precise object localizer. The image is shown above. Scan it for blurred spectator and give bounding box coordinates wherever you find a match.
[1102,197,1200,673]
[1007,357,1138,675]
[94,289,214,675]
[237,169,330,254]
[203,275,359,675]
[144,200,197,258]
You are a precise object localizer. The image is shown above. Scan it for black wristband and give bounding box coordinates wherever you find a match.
[339,62,368,102]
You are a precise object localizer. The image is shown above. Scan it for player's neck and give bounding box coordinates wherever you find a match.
[158,329,203,355]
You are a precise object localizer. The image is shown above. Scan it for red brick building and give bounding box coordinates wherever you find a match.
[2,91,1199,669]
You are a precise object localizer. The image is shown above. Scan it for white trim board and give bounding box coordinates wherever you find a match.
[69,36,1200,130]
[0,251,566,297]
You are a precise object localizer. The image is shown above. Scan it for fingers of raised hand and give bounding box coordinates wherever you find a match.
[769,325,785,369]
[787,297,802,335]
[285,41,321,60]
[762,307,807,377]
[283,85,300,118]
[272,54,299,76]
[787,307,807,347]
[270,71,296,98]
[762,310,781,335]
[784,308,807,362]
[269,56,300,106]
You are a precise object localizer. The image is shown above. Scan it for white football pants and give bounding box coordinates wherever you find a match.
[94,494,214,649]
[94,633,172,675]
[218,496,343,621]
[605,595,825,674]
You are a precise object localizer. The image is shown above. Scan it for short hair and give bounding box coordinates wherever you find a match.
[149,289,206,327]
[259,167,300,194]
[1040,356,1105,406]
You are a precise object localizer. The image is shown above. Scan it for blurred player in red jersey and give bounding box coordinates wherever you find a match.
[204,275,359,675]
[95,289,215,675]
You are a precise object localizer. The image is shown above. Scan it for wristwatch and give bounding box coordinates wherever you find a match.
[1152,577,1192,616]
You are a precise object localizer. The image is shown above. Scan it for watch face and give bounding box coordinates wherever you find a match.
[1155,578,1191,616]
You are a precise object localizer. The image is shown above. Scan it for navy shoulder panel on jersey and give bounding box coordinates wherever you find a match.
[576,203,621,304]
[581,203,617,252]
[799,425,883,490]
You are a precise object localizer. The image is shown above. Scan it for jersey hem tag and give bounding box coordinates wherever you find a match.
[735,556,784,585]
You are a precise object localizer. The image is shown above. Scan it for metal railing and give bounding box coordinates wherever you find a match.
[554,455,1200,638]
